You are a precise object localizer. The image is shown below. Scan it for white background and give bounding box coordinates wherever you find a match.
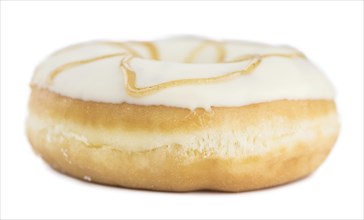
[1,1,363,219]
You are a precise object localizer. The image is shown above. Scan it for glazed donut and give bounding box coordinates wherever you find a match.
[27,37,339,192]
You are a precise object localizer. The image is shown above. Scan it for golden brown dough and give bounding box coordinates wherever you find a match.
[26,87,339,191]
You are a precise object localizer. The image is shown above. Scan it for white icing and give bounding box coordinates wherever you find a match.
[32,37,335,109]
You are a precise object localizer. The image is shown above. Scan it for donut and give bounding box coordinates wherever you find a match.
[27,37,340,192]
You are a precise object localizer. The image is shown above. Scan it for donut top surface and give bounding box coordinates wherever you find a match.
[32,37,335,110]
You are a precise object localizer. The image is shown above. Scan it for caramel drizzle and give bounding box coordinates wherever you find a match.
[185,40,226,63]
[46,40,306,97]
[47,53,127,84]
[47,41,159,83]
[104,41,160,59]
[228,53,306,62]
[101,41,141,56]
[133,41,159,60]
[121,55,262,97]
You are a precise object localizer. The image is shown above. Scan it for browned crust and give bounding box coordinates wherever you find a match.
[27,87,339,191]
[28,127,337,192]
[29,86,337,132]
